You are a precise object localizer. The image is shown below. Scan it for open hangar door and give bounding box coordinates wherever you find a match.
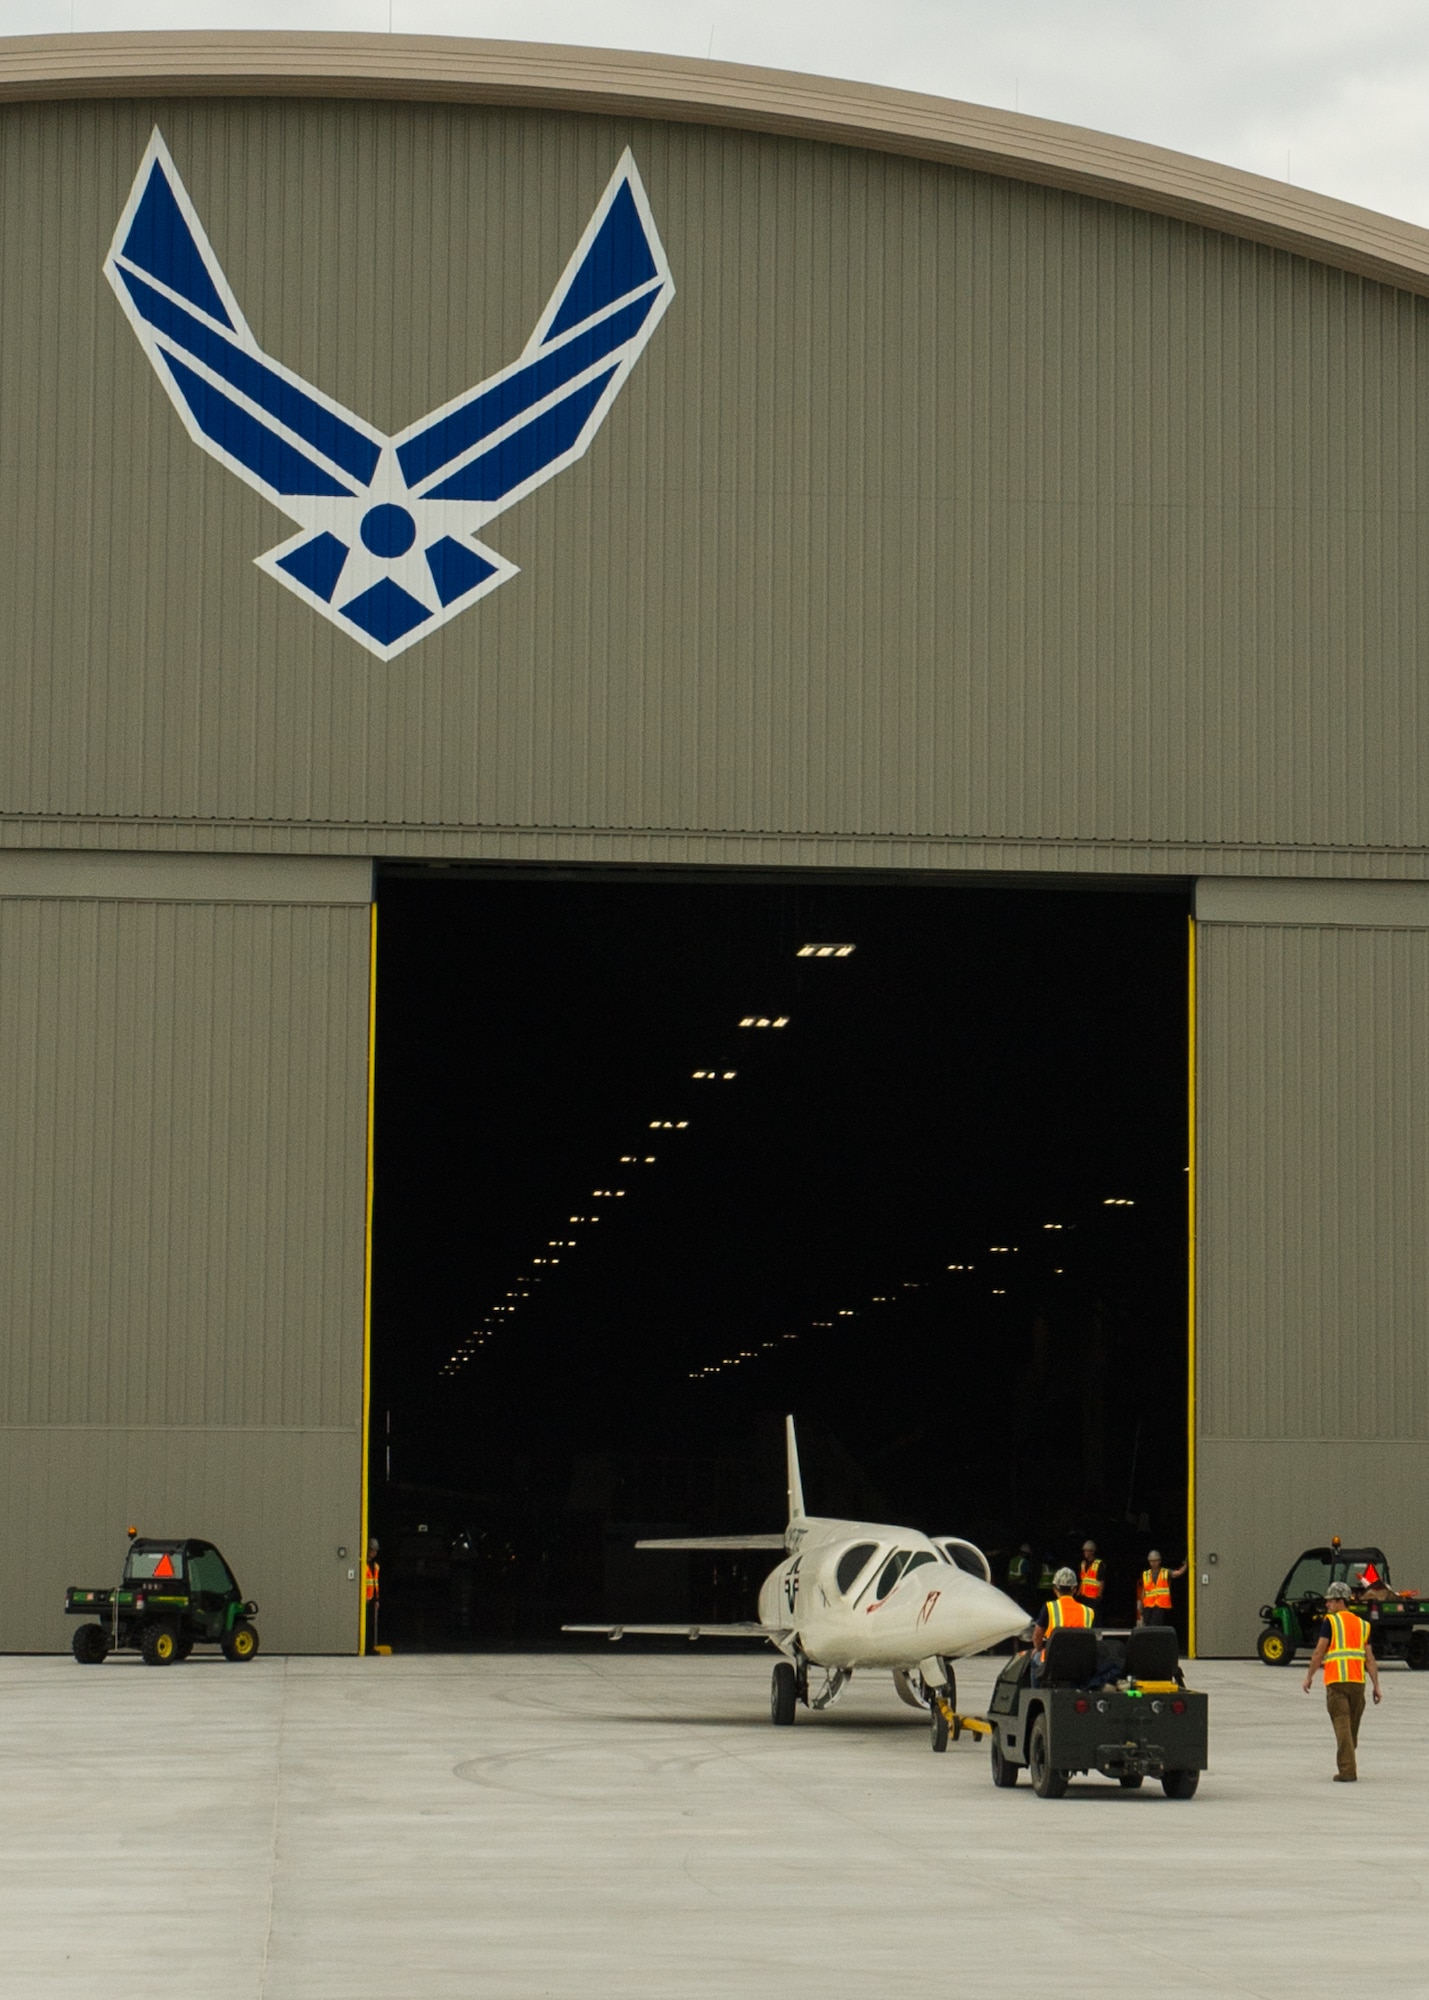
[368,868,1189,1649]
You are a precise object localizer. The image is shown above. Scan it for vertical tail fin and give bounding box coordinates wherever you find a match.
[785,1415,806,1523]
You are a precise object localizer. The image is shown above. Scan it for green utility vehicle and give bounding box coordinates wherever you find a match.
[1256,1543,1429,1669]
[67,1535,260,1666]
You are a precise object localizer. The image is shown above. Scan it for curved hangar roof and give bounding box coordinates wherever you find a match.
[5,29,1429,300]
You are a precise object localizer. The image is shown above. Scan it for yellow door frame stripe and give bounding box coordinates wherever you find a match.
[1186,913,1197,1659]
[359,900,378,1655]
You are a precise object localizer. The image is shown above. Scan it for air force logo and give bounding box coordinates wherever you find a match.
[105,132,674,658]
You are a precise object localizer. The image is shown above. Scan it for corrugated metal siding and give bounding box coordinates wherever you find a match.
[2,98,1428,862]
[1195,916,1429,1653]
[0,894,370,1651]
[0,1427,359,1654]
[1195,1439,1429,1658]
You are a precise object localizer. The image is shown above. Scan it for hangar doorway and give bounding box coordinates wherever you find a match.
[368,871,1189,1648]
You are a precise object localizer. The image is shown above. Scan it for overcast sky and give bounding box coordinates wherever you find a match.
[5,1,1429,229]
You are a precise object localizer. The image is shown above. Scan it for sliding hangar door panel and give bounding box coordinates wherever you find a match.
[1194,879,1429,1657]
[0,855,372,1653]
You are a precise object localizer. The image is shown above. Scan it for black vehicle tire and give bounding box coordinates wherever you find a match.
[221,1620,260,1663]
[176,1637,195,1661]
[1407,1630,1429,1672]
[930,1701,949,1753]
[1028,1716,1067,1799]
[1257,1627,1294,1666]
[1118,1774,1144,1789]
[770,1660,798,1725]
[71,1623,110,1665]
[141,1621,179,1666]
[1161,1769,1200,1799]
[990,1736,1019,1788]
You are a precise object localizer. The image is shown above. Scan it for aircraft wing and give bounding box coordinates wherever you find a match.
[634,1535,786,1550]
[562,1622,789,1641]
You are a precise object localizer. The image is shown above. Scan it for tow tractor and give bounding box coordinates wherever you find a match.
[976,1625,1208,1798]
[1256,1541,1429,1669]
[66,1531,260,1665]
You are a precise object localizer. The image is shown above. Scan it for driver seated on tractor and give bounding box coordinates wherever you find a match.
[1030,1567,1094,1685]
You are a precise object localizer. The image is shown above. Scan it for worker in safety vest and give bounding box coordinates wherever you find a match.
[364,1538,381,1650]
[1135,1549,1187,1627]
[1302,1580,1381,1780]
[1006,1543,1034,1612]
[1030,1567,1094,1683]
[1077,1540,1105,1617]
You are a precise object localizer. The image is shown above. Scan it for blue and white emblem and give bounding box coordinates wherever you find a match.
[105,132,674,658]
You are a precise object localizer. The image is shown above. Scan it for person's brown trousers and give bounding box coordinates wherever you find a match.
[1326,1682,1366,1778]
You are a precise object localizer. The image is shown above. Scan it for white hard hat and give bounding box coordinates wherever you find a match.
[1054,1566,1078,1589]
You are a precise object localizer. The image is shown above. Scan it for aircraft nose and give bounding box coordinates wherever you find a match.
[932,1573,1031,1656]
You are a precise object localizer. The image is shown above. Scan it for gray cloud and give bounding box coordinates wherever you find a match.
[7,0,1429,225]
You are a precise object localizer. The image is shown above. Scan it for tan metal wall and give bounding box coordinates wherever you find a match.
[1194,879,1429,1654]
[2,97,1429,877]
[0,853,372,1652]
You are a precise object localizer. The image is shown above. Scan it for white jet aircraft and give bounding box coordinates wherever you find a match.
[564,1417,1030,1726]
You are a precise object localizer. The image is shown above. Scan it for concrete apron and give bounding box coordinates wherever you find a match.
[0,1653,1424,1998]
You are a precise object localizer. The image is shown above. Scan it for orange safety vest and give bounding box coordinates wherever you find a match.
[1322,1610,1368,1685]
[364,1561,380,1603]
[1044,1594,1094,1632]
[1079,1560,1103,1600]
[1141,1568,1173,1610]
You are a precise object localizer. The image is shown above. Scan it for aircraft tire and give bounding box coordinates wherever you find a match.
[990,1736,1019,1787]
[930,1702,949,1752]
[1028,1716,1067,1798]
[770,1661,798,1725]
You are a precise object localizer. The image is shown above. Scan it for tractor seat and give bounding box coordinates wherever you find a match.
[1041,1627,1098,1687]
[1124,1624,1182,1684]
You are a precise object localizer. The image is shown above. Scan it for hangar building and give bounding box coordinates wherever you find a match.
[3,31,1429,1657]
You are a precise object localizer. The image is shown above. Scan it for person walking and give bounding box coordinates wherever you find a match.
[1077,1540,1105,1619]
[1302,1580,1381,1780]
[1136,1549,1187,1626]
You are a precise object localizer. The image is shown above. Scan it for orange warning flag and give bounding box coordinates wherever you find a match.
[153,1552,175,1578]
[1362,1563,1380,1586]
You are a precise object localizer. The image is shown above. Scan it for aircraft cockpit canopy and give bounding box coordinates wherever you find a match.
[935,1538,993,1582]
[835,1543,879,1595]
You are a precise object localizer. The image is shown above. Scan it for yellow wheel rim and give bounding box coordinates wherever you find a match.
[1263,1633,1285,1661]
[155,1633,173,1660]
[233,1629,254,1656]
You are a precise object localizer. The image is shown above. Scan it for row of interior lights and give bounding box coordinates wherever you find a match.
[441,946,857,1376]
[687,1197,1139,1378]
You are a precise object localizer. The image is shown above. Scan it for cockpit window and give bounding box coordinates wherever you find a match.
[939,1539,992,1581]
[872,1550,914,1601]
[836,1543,878,1595]
[903,1551,936,1576]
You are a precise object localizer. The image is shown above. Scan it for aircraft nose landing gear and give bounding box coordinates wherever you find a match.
[770,1660,799,1725]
